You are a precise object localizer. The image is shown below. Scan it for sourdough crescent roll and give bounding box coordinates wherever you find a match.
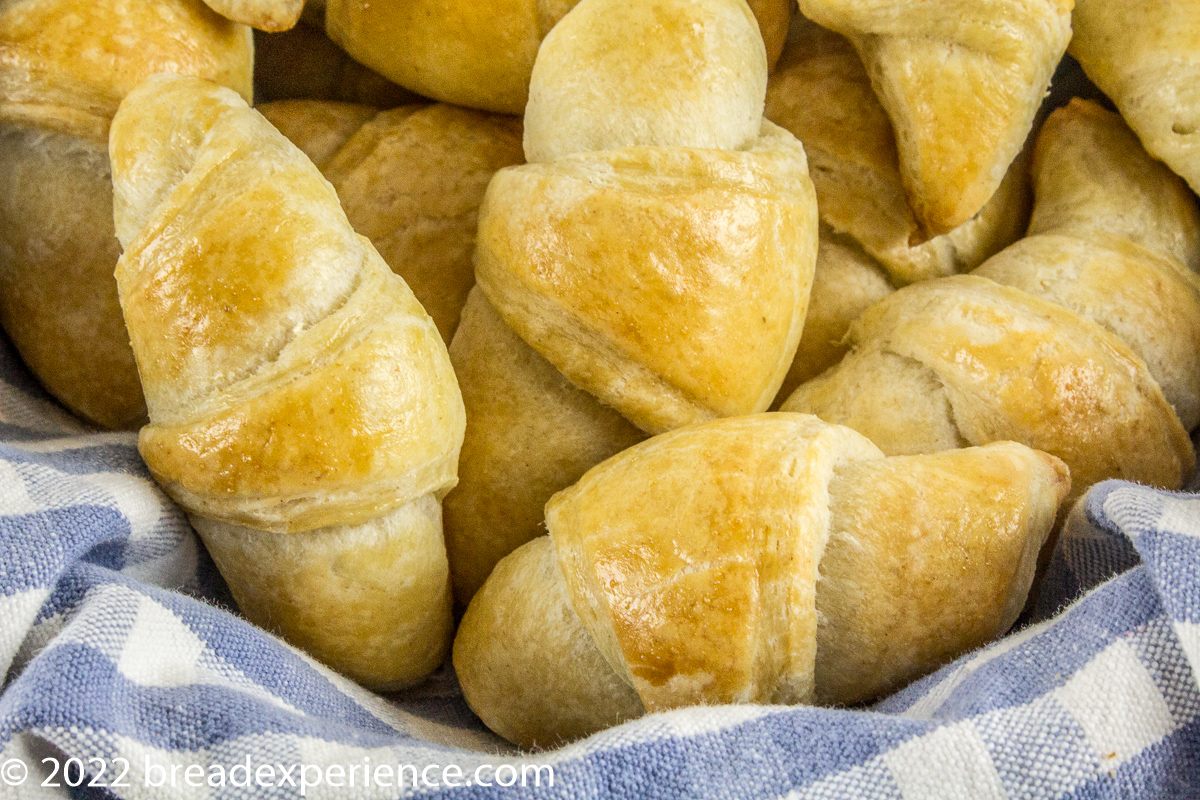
[763,16,1032,400]
[783,276,1194,508]
[976,100,1200,430]
[455,414,1070,748]
[797,0,1071,235]
[444,0,818,605]
[111,75,466,690]
[0,0,252,429]
[323,0,792,115]
[785,100,1200,508]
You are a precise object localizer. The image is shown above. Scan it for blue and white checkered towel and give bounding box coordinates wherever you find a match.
[0,331,1197,800]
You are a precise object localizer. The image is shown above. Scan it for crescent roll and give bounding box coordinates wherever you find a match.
[454,414,1070,748]
[764,16,1031,399]
[975,99,1200,430]
[443,0,819,605]
[1070,0,1200,197]
[783,275,1194,509]
[321,0,792,115]
[258,100,525,342]
[0,0,252,429]
[785,97,1200,504]
[797,0,1071,235]
[110,75,466,690]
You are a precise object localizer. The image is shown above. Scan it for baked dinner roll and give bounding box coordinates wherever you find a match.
[444,0,818,605]
[975,99,1200,430]
[764,16,1031,399]
[783,275,1194,507]
[203,0,302,31]
[1070,0,1200,196]
[522,0,767,163]
[110,75,466,690]
[797,0,1071,235]
[259,100,524,342]
[765,17,1032,288]
[454,414,1071,748]
[322,0,792,115]
[0,0,252,429]
[253,22,417,107]
[785,99,1200,504]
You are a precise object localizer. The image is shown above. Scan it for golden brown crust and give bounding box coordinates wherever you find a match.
[111,75,463,689]
[1069,0,1200,197]
[324,0,792,115]
[784,275,1195,501]
[0,0,251,141]
[976,233,1200,431]
[113,77,465,534]
[974,100,1200,430]
[477,122,817,434]
[456,416,1069,745]
[797,0,1070,235]
[547,414,883,710]
[443,0,818,610]
[764,17,1031,286]
[443,289,643,606]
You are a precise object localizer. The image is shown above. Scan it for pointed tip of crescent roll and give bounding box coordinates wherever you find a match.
[798,0,1072,234]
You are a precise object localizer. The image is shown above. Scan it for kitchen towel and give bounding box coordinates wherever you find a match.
[0,332,1196,799]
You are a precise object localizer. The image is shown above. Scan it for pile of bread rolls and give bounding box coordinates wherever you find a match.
[1,0,1196,750]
